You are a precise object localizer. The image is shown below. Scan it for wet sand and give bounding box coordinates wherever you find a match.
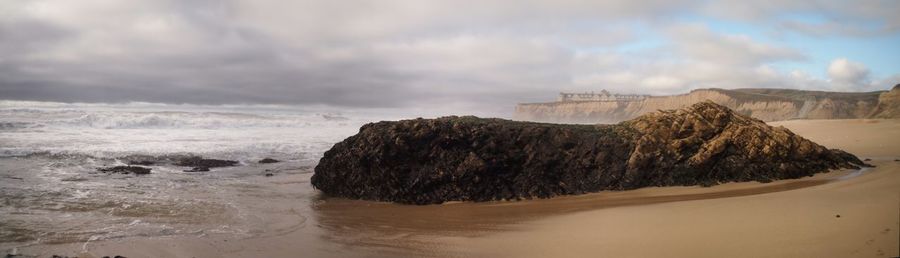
[450,119,900,258]
[14,119,900,257]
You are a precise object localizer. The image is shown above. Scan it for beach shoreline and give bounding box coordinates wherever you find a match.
[8,119,900,258]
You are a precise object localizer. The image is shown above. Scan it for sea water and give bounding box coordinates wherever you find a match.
[0,100,403,250]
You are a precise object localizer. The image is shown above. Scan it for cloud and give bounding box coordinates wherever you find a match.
[665,24,806,65]
[702,0,900,36]
[571,24,811,94]
[0,0,898,117]
[827,58,870,89]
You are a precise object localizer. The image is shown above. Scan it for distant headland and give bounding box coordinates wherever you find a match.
[516,85,900,124]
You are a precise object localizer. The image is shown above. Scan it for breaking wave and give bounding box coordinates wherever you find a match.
[1,109,352,130]
[0,101,371,161]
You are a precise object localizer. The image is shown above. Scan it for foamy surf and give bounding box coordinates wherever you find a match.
[0,101,395,249]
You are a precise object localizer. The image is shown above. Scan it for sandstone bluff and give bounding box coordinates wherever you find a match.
[312,102,867,205]
[515,86,900,124]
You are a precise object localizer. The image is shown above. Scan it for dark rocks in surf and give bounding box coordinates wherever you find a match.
[311,102,868,205]
[116,155,239,172]
[97,166,151,175]
[127,160,155,166]
[258,158,280,164]
[174,156,239,168]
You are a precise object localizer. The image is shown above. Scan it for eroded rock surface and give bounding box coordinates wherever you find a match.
[312,102,867,204]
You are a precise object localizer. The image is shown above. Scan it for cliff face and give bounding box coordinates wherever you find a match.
[870,85,900,118]
[312,102,866,204]
[515,88,889,123]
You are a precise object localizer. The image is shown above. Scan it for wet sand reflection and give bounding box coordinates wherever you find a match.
[310,169,862,256]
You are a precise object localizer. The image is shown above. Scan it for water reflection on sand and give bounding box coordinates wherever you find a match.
[310,168,860,256]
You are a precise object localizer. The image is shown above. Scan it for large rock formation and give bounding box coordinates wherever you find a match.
[871,84,900,119]
[312,102,867,204]
[515,88,892,124]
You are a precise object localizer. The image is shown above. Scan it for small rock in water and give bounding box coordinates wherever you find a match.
[97,166,151,175]
[265,173,274,177]
[127,160,154,166]
[258,158,280,164]
[175,156,238,168]
[835,214,841,218]
[864,158,872,161]
[183,167,210,172]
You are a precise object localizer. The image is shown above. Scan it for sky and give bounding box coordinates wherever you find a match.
[1,0,899,115]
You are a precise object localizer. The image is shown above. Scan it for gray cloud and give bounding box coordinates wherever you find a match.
[0,0,898,117]
[703,0,900,36]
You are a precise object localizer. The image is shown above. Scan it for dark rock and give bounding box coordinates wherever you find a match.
[97,166,150,175]
[258,158,280,164]
[312,102,868,205]
[265,173,274,177]
[864,158,872,161]
[121,154,157,166]
[174,156,238,168]
[183,167,210,172]
[835,214,841,218]
[127,160,154,166]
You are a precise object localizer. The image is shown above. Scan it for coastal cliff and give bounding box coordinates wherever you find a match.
[515,87,894,123]
[312,102,866,204]
[870,84,900,118]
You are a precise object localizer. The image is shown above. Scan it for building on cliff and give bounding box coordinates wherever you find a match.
[516,87,899,124]
[557,90,649,102]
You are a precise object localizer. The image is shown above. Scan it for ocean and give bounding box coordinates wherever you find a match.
[0,100,400,252]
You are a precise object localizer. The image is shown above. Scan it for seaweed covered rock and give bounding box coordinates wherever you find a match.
[311,102,867,204]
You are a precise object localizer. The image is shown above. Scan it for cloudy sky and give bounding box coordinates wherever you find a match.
[1,0,899,115]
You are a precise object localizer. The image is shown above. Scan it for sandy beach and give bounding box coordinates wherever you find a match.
[12,119,900,257]
[4,1,899,257]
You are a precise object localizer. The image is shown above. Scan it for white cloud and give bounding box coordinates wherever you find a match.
[571,24,813,95]
[666,24,806,65]
[827,58,870,90]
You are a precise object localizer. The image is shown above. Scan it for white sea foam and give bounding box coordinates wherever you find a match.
[0,101,395,161]
[0,101,430,247]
